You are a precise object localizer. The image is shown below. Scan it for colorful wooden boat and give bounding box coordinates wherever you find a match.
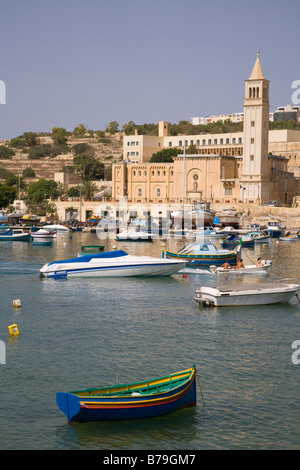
[162,241,237,267]
[221,234,255,248]
[0,230,31,241]
[245,231,270,243]
[56,366,197,422]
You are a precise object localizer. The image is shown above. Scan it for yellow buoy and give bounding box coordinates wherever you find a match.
[13,299,21,308]
[8,324,20,336]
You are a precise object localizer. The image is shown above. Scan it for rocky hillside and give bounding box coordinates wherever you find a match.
[0,132,123,180]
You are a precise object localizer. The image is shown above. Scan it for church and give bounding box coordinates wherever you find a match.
[112,53,299,208]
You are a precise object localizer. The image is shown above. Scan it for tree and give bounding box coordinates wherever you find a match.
[72,143,94,156]
[150,147,183,163]
[0,184,17,208]
[0,146,15,159]
[22,132,39,147]
[67,186,81,198]
[73,154,105,181]
[106,121,119,134]
[28,179,59,203]
[22,167,36,178]
[52,127,68,146]
[81,180,98,200]
[73,123,86,136]
[122,121,136,135]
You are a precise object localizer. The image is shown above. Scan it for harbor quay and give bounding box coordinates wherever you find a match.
[51,197,300,234]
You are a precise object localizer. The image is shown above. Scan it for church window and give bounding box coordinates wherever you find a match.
[251,121,255,127]
[249,88,252,99]
[220,138,223,144]
[179,140,182,146]
[190,140,194,145]
[232,138,236,144]
[256,87,259,98]
[196,140,200,145]
[225,188,232,196]
[214,139,217,144]
[157,171,160,176]
[202,139,206,145]
[253,87,256,98]
[208,139,212,145]
[133,171,136,176]
[138,171,141,176]
[138,188,142,197]
[251,138,255,144]
[152,171,154,176]
[238,137,242,143]
[226,138,229,144]
[250,155,254,161]
[157,188,161,197]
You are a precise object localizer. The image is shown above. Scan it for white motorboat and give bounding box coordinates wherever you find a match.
[210,260,272,274]
[116,228,156,242]
[31,229,57,240]
[194,282,300,307]
[40,249,186,278]
[279,236,297,241]
[43,224,69,232]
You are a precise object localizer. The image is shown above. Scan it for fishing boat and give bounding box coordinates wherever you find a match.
[221,234,255,248]
[56,366,197,422]
[190,201,216,227]
[266,220,284,238]
[194,282,300,307]
[0,224,10,234]
[0,229,31,241]
[210,259,272,274]
[31,229,57,240]
[245,230,270,243]
[40,249,186,278]
[162,241,237,267]
[217,208,239,228]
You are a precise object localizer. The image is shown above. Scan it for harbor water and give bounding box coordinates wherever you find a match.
[0,232,300,450]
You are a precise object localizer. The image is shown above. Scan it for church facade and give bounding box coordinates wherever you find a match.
[112,53,299,206]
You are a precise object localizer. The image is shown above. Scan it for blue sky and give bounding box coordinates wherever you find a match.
[0,0,299,139]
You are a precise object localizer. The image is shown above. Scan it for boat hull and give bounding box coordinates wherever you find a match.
[40,250,186,278]
[210,261,272,274]
[194,283,299,307]
[163,250,236,267]
[0,232,31,241]
[56,368,197,422]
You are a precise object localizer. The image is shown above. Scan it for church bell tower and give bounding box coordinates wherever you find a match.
[240,51,270,204]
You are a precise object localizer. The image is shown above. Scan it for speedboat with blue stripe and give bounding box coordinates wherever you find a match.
[40,250,186,278]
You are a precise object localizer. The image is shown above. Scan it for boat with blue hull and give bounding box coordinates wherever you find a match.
[221,234,255,248]
[267,221,283,238]
[40,249,186,278]
[162,241,237,267]
[56,366,197,422]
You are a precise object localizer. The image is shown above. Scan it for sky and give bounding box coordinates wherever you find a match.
[0,0,299,139]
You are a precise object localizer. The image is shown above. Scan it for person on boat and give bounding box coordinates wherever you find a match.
[221,260,231,270]
[256,257,263,267]
[234,257,245,269]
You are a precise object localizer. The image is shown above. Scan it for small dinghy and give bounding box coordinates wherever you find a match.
[194,282,300,307]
